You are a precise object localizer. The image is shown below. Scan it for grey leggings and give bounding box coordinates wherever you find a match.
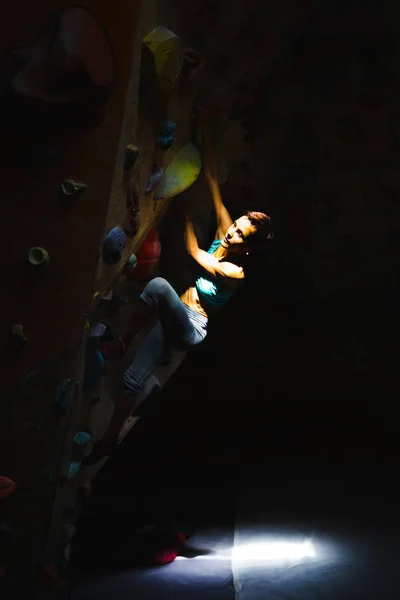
[122,277,208,403]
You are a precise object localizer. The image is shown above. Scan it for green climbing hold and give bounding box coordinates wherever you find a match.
[28,247,49,266]
[60,179,87,196]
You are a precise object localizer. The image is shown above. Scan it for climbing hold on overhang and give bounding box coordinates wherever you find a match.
[143,26,183,92]
[11,324,27,345]
[156,120,176,150]
[60,179,87,196]
[124,144,139,171]
[55,379,71,412]
[154,143,201,201]
[28,247,49,266]
[73,431,92,461]
[0,477,16,502]
[124,253,138,276]
[38,562,63,589]
[128,229,161,282]
[124,178,140,237]
[103,226,126,265]
[145,165,164,195]
[11,5,117,107]
[88,322,107,338]
[58,461,81,484]
[84,343,104,388]
[73,431,92,446]
[182,49,204,80]
[78,479,93,499]
[67,461,81,479]
[101,290,113,301]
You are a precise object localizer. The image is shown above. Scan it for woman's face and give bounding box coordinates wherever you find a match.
[221,216,256,253]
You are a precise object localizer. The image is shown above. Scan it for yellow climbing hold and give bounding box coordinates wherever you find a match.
[143,26,182,92]
[154,143,202,201]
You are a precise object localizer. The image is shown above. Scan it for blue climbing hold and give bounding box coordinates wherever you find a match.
[84,343,105,389]
[103,226,126,265]
[55,379,71,411]
[73,431,93,462]
[68,461,81,479]
[145,165,164,195]
[156,120,176,150]
[73,431,92,446]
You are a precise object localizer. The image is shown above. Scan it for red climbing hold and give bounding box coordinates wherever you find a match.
[78,479,94,499]
[38,562,64,589]
[128,228,161,281]
[0,477,16,502]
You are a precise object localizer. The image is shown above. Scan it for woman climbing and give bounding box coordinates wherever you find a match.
[83,109,274,465]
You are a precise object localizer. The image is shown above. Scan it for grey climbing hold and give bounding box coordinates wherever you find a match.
[124,253,138,276]
[11,324,27,343]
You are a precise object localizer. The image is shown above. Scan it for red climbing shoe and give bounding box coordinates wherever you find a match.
[0,477,16,502]
[98,337,126,360]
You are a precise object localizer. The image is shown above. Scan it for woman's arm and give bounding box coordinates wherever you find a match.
[185,216,244,280]
[198,108,233,239]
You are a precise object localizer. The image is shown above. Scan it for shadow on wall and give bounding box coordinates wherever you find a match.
[0,4,117,162]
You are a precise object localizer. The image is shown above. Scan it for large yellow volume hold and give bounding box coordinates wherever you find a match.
[143,26,183,93]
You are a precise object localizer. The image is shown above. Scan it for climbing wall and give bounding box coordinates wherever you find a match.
[0,0,206,593]
[0,0,143,594]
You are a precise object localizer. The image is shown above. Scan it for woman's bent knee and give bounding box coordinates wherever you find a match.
[141,277,174,307]
[144,277,170,295]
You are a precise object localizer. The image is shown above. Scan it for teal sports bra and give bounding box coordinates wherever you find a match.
[195,239,235,308]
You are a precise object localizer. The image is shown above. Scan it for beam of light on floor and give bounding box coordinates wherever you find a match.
[175,555,232,561]
[176,540,315,561]
[232,540,315,561]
